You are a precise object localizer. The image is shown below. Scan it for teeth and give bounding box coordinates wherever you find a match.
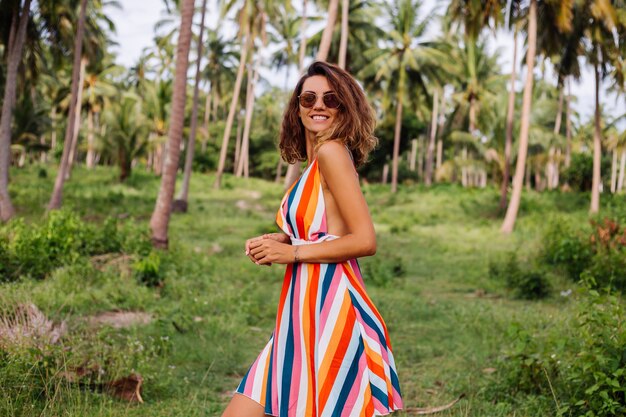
[312,116,328,120]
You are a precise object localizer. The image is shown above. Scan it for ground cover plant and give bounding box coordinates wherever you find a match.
[0,165,625,416]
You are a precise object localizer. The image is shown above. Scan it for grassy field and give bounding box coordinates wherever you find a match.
[0,164,613,416]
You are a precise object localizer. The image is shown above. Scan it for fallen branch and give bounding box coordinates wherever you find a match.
[405,393,466,415]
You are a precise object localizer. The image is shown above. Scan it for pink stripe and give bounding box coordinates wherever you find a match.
[340,350,368,417]
[243,354,261,396]
[393,387,403,409]
[372,396,385,413]
[319,265,344,333]
[289,266,303,408]
[349,259,366,287]
[352,301,392,372]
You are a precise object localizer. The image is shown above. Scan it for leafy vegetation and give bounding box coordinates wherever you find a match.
[0,167,623,416]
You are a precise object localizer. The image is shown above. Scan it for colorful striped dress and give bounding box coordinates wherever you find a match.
[236,158,403,417]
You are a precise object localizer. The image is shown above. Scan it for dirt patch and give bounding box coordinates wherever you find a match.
[88,311,152,329]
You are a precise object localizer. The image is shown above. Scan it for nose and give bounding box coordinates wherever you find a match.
[313,94,326,109]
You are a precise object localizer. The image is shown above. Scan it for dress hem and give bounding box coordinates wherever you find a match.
[232,392,403,417]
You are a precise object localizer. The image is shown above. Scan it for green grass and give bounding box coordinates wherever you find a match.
[0,164,611,416]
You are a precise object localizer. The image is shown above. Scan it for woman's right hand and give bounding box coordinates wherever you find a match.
[245,233,290,264]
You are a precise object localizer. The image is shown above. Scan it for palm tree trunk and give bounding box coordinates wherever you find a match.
[382,162,389,184]
[565,77,572,168]
[176,0,209,211]
[409,138,417,171]
[201,85,212,153]
[275,158,284,183]
[590,61,602,213]
[391,74,404,193]
[149,0,195,248]
[237,60,260,177]
[50,107,57,150]
[617,150,626,192]
[298,0,308,70]
[425,89,438,186]
[48,0,88,211]
[234,112,242,174]
[547,86,564,189]
[554,147,561,187]
[214,30,251,188]
[611,149,617,193]
[66,56,87,179]
[338,0,349,69]
[316,0,339,61]
[501,0,537,233]
[0,0,32,220]
[499,28,518,210]
[86,109,95,168]
[435,90,445,180]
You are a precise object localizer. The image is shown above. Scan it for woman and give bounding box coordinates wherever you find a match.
[222,61,403,417]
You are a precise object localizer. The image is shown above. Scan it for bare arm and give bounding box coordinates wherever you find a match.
[249,141,376,265]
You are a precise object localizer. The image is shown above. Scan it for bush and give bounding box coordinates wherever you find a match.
[133,250,164,287]
[495,286,626,417]
[0,210,152,281]
[541,217,626,291]
[540,219,592,281]
[489,252,551,300]
[360,253,405,287]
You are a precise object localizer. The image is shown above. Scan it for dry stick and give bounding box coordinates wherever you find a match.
[405,394,466,415]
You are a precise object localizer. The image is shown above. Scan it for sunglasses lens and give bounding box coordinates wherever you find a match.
[299,93,317,108]
[323,93,340,109]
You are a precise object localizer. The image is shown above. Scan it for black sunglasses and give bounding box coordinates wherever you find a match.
[298,91,341,109]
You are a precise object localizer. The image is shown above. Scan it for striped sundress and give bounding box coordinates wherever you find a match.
[236,158,403,417]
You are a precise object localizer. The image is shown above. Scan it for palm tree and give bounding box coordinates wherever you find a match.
[176,0,209,212]
[201,31,239,152]
[438,34,504,187]
[307,0,383,74]
[150,0,195,248]
[359,0,437,193]
[213,0,261,188]
[214,0,278,188]
[0,0,32,221]
[317,0,340,61]
[500,0,577,232]
[580,1,620,213]
[500,0,539,233]
[103,92,149,181]
[48,0,88,210]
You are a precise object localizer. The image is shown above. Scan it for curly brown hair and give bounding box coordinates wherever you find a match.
[278,61,377,167]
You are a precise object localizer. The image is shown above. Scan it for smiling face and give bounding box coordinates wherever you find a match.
[298,75,340,139]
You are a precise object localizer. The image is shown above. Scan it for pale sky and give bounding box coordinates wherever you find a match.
[108,0,625,125]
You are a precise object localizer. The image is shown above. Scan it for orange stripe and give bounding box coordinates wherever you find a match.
[344,263,391,342]
[295,162,316,237]
[307,263,320,416]
[319,296,356,411]
[317,293,351,382]
[303,168,320,234]
[259,343,271,403]
[275,264,294,339]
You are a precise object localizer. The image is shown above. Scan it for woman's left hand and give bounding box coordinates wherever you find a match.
[248,239,295,265]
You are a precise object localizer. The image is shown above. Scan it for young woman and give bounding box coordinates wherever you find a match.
[221,61,403,417]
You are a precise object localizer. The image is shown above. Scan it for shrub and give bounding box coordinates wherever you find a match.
[489,252,551,300]
[493,285,626,417]
[540,219,592,281]
[0,210,152,281]
[133,251,164,287]
[360,253,405,287]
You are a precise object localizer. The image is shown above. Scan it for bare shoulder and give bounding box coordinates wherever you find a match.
[317,141,352,172]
